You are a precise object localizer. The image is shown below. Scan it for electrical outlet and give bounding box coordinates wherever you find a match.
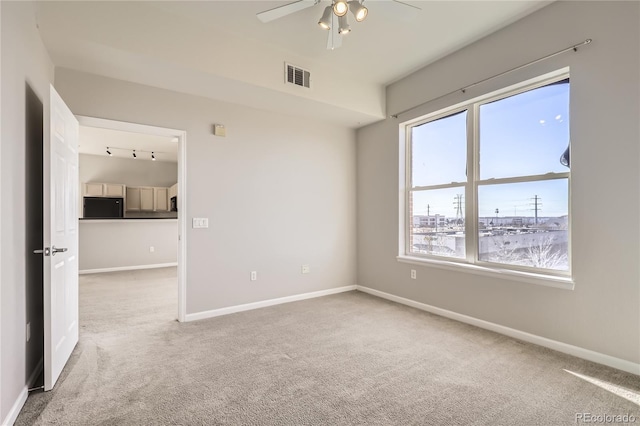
[250,271,257,281]
[410,269,417,280]
[26,322,31,342]
[149,246,155,253]
[301,264,310,274]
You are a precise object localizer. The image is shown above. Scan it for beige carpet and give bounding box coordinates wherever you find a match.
[16,268,640,425]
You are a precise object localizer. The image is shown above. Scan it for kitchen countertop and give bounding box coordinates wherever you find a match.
[80,218,178,223]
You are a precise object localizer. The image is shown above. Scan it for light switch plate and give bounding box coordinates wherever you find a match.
[192,218,209,228]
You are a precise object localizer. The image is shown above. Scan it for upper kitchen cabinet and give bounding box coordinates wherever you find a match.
[154,187,169,211]
[126,186,171,212]
[126,187,141,211]
[140,187,154,211]
[168,183,178,199]
[83,182,126,198]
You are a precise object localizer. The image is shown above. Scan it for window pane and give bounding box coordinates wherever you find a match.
[479,80,569,180]
[412,111,467,187]
[477,179,568,271]
[410,187,465,258]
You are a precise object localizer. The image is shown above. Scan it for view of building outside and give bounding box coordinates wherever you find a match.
[409,79,570,271]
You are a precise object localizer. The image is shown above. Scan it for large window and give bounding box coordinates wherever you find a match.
[402,73,570,278]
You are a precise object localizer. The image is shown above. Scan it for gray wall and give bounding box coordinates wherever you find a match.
[1,1,54,422]
[79,220,177,271]
[357,1,640,363]
[55,69,357,315]
[79,153,177,188]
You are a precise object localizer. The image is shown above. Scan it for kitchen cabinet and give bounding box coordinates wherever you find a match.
[126,187,141,211]
[84,183,104,197]
[126,186,170,211]
[154,187,169,211]
[140,188,154,211]
[168,183,178,199]
[83,182,125,198]
[104,184,125,197]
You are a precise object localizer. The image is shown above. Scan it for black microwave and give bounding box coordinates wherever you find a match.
[84,197,124,218]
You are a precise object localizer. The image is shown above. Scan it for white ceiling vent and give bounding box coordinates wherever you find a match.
[285,63,311,89]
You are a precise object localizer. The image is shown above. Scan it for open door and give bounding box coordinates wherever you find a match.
[43,85,79,390]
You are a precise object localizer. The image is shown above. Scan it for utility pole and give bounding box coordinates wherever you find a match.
[530,195,542,225]
[427,204,430,217]
[495,208,499,227]
[453,194,464,225]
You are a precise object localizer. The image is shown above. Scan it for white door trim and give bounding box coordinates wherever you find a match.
[75,116,188,322]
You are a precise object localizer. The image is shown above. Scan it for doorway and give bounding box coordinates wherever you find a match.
[75,117,187,322]
[25,83,45,389]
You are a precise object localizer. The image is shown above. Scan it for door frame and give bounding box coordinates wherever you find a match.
[76,116,188,322]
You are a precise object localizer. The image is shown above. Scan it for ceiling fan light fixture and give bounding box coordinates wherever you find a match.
[348,1,368,22]
[338,14,351,35]
[333,0,348,17]
[318,6,332,30]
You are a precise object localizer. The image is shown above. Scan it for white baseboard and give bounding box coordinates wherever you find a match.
[185,285,357,322]
[2,358,43,426]
[79,262,177,275]
[1,357,43,426]
[2,387,28,426]
[356,285,640,376]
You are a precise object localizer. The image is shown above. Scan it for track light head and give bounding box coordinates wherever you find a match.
[348,1,367,21]
[338,14,351,35]
[333,0,348,17]
[132,150,137,159]
[106,147,112,156]
[318,6,332,30]
[151,152,156,161]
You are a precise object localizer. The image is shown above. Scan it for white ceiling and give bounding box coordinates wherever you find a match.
[79,126,178,163]
[36,1,551,128]
[153,0,548,85]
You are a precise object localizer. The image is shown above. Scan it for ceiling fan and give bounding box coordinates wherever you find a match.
[256,0,421,50]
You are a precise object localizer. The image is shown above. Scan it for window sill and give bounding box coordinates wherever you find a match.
[396,255,574,290]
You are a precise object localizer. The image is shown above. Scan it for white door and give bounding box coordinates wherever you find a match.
[44,85,79,390]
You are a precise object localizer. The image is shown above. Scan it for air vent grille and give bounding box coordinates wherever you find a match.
[285,63,311,89]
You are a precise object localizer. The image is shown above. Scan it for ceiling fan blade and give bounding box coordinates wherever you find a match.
[392,0,422,10]
[326,12,342,50]
[257,0,317,23]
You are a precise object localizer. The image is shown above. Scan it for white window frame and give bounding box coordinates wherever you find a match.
[398,69,573,290]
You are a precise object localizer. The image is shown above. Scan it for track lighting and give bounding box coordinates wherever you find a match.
[338,14,351,35]
[106,147,112,156]
[132,150,137,159]
[348,1,367,22]
[318,6,332,30]
[151,152,156,161]
[333,0,348,17]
